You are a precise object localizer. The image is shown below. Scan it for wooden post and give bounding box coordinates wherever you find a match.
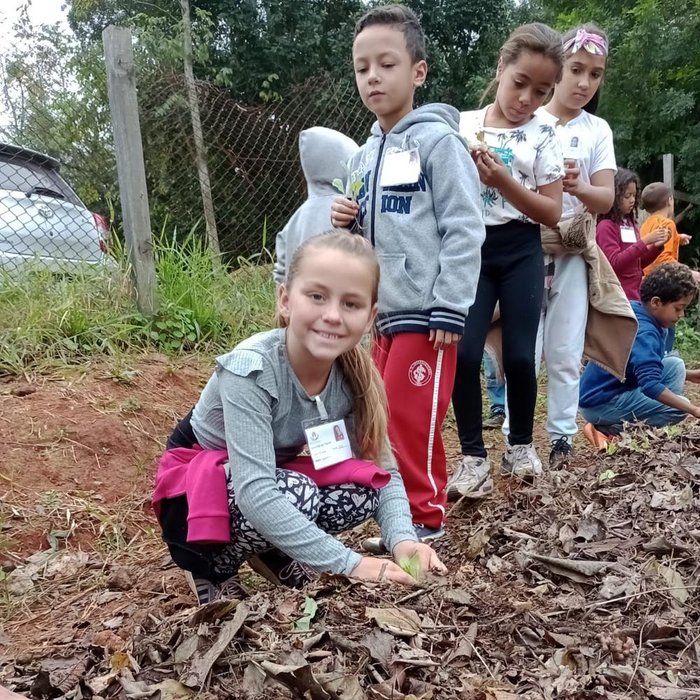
[103,25,158,316]
[663,153,675,191]
[180,0,221,258]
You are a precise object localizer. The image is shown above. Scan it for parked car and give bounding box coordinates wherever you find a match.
[0,142,110,271]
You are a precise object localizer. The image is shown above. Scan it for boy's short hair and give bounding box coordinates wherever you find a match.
[641,182,672,213]
[354,4,426,63]
[641,263,697,304]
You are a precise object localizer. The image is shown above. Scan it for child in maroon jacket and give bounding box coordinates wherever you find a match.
[596,168,670,300]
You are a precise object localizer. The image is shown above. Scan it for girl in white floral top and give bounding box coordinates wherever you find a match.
[448,23,564,498]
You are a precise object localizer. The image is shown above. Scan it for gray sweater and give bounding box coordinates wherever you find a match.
[273,127,359,284]
[190,329,417,575]
[348,103,485,336]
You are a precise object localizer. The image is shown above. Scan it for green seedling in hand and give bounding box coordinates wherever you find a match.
[398,552,423,581]
[332,177,363,201]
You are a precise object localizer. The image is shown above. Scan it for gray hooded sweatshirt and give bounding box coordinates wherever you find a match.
[273,127,359,284]
[349,104,485,335]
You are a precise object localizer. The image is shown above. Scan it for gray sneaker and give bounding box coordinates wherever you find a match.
[185,571,247,606]
[446,455,493,500]
[502,443,543,478]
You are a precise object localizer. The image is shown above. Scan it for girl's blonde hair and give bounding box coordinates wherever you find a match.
[482,22,564,104]
[279,230,389,463]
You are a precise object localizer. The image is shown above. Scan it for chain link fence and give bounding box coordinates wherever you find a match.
[137,71,372,261]
[0,18,372,273]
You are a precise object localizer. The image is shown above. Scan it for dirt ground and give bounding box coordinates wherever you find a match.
[0,355,699,699]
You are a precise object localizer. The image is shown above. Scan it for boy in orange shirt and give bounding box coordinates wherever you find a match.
[641,183,698,281]
[641,182,699,351]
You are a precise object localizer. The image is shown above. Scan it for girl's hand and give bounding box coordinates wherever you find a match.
[642,227,670,247]
[562,160,581,195]
[680,233,692,246]
[392,540,448,576]
[331,197,360,228]
[429,329,462,350]
[474,150,509,187]
[350,556,416,585]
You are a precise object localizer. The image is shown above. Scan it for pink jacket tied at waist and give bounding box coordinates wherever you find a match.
[152,445,391,544]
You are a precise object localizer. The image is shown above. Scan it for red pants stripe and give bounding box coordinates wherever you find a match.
[372,333,457,529]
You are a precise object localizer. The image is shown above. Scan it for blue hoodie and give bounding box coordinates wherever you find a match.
[348,104,485,336]
[579,300,669,407]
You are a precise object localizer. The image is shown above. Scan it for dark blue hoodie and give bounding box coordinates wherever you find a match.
[579,300,669,407]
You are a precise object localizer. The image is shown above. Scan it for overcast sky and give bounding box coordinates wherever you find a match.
[0,0,69,31]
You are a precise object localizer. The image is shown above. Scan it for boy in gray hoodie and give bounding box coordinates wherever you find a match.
[332,4,484,541]
[273,126,359,284]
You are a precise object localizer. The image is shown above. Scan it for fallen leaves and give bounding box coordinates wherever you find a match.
[2,424,700,698]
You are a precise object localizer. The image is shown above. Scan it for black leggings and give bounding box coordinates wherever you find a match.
[453,221,543,457]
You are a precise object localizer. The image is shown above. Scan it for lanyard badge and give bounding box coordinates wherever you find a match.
[301,395,352,470]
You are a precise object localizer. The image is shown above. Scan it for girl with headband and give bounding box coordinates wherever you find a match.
[532,24,623,466]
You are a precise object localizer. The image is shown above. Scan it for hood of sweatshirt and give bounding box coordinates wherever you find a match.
[369,103,461,137]
[299,126,359,198]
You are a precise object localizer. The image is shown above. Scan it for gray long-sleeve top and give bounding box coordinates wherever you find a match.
[191,329,417,575]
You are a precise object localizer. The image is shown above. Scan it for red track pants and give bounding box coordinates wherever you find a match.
[372,333,457,530]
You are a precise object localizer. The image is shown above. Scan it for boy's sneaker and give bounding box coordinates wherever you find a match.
[549,437,574,468]
[583,423,618,451]
[414,525,445,542]
[361,524,445,555]
[248,549,317,589]
[185,571,247,606]
[483,410,506,429]
[502,443,543,478]
[446,456,493,499]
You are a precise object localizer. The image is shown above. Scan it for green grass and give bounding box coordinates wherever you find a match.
[0,235,276,374]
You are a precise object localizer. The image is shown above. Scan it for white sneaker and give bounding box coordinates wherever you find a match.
[502,443,543,478]
[446,456,493,499]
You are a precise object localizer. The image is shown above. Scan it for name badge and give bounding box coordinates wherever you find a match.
[620,226,637,244]
[380,148,421,187]
[302,418,352,470]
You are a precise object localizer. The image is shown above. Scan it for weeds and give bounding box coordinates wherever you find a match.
[0,233,276,374]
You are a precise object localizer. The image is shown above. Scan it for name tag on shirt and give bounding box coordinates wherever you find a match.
[302,418,352,470]
[620,226,637,244]
[380,148,421,187]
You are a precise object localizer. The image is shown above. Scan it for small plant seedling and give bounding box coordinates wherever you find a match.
[398,552,423,581]
[332,177,363,201]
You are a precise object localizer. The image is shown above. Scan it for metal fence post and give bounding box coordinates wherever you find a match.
[103,25,158,316]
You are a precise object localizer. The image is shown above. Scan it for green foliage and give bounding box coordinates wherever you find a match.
[0,235,276,375]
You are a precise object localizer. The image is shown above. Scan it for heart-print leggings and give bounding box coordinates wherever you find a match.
[159,469,378,583]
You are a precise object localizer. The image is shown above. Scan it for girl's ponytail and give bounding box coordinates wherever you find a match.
[337,342,389,464]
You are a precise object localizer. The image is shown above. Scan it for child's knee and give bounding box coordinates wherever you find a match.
[276,471,320,520]
[662,355,686,392]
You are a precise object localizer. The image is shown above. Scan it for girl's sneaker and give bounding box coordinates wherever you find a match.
[184,571,247,606]
[446,456,493,499]
[502,443,543,477]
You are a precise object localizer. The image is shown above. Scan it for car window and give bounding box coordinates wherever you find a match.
[0,158,80,205]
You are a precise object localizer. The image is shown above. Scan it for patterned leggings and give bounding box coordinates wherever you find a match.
[159,469,378,583]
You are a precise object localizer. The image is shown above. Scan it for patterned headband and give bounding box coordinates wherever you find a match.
[563,29,609,57]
